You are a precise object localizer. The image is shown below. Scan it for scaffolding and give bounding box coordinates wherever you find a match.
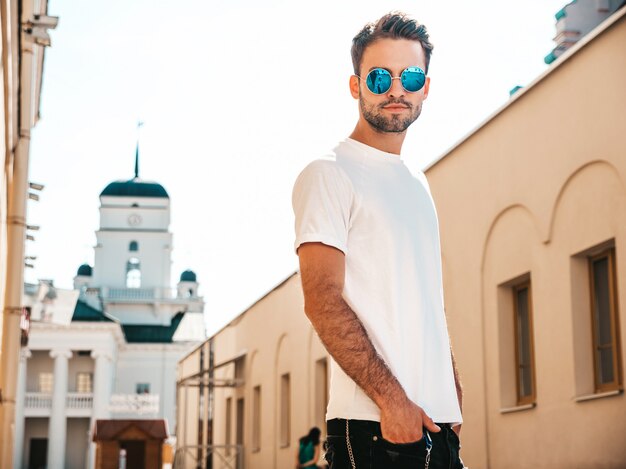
[173,444,243,469]
[174,339,245,469]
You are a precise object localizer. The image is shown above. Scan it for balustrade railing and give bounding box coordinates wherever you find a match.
[83,286,193,302]
[66,392,93,409]
[25,393,51,409]
[107,288,157,300]
[109,393,160,414]
[25,392,93,410]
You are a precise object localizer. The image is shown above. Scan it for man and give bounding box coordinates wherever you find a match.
[292,12,464,469]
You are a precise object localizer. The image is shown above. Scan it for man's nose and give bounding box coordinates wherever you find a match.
[388,77,405,97]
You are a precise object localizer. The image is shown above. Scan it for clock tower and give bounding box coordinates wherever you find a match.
[92,146,172,291]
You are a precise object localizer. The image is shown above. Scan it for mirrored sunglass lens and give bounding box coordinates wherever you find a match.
[366,69,392,94]
[401,68,425,92]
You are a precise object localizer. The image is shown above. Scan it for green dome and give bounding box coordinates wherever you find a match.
[100,178,169,198]
[180,270,197,282]
[77,264,93,276]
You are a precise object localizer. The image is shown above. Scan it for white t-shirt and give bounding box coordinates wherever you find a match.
[292,138,462,425]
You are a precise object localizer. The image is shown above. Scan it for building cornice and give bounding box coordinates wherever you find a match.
[29,321,126,348]
[28,322,200,354]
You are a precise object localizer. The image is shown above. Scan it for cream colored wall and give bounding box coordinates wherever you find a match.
[176,347,201,468]
[0,0,9,413]
[0,30,6,354]
[0,1,48,465]
[425,11,626,469]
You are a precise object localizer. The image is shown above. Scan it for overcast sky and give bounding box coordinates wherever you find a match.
[26,0,566,335]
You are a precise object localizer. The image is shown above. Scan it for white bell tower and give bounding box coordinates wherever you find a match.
[92,145,172,290]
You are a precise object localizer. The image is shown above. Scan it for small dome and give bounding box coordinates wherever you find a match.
[100,178,169,199]
[180,270,197,282]
[77,264,93,277]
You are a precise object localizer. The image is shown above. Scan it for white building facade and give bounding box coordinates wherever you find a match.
[14,162,205,469]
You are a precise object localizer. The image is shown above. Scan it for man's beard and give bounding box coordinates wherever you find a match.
[360,95,422,133]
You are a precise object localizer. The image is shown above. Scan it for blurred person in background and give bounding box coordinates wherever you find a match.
[296,427,322,468]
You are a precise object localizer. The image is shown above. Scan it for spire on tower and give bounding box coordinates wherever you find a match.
[135,121,144,179]
[134,142,139,179]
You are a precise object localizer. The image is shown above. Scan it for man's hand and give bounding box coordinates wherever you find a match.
[379,397,441,443]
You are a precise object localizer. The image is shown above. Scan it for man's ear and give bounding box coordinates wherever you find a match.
[349,75,360,99]
[422,76,431,100]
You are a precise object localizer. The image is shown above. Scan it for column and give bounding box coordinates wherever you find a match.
[47,349,72,469]
[88,349,114,469]
[90,349,114,419]
[13,348,31,469]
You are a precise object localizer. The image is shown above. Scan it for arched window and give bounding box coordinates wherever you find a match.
[129,241,139,252]
[126,257,141,288]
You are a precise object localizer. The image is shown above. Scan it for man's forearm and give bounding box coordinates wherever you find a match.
[304,288,407,408]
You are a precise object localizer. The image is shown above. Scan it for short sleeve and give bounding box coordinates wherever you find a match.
[292,160,353,254]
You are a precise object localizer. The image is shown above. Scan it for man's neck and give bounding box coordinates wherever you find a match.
[349,120,407,155]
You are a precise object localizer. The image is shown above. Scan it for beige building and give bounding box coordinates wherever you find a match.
[423,6,626,469]
[177,6,626,469]
[0,1,57,467]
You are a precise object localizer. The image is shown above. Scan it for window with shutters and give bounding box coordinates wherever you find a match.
[513,281,536,405]
[589,249,622,392]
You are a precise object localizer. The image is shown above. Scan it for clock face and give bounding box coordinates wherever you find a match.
[127,214,142,226]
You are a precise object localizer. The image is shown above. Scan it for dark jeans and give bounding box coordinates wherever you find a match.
[325,418,464,469]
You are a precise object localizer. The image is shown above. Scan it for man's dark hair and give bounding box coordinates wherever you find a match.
[351,12,434,75]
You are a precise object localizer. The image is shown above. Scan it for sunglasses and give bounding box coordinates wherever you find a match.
[357,67,426,95]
